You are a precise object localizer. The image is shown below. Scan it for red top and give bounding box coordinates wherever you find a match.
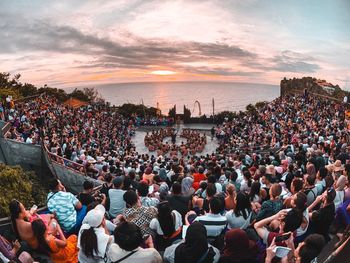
[192,173,206,190]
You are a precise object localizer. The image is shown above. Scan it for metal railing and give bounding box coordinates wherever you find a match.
[44,145,86,175]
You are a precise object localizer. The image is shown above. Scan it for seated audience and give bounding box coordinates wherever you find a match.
[164,222,220,263]
[107,221,162,263]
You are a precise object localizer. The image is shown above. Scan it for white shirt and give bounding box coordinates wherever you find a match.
[296,208,310,237]
[194,213,227,237]
[78,224,112,263]
[150,210,183,235]
[107,244,162,263]
[334,190,345,210]
[225,209,252,230]
[25,137,33,144]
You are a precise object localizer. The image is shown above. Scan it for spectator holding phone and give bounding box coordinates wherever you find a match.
[254,208,303,246]
[265,234,325,263]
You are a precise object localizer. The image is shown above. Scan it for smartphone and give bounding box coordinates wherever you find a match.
[275,233,291,242]
[273,246,291,258]
[30,204,37,214]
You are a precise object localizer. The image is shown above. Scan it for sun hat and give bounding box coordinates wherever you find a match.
[84,204,105,228]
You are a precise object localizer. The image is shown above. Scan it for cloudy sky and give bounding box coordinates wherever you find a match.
[1,0,349,88]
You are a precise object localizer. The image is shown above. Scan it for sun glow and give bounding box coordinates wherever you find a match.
[150,70,177,75]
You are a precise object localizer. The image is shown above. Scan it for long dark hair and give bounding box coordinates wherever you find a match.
[9,200,21,240]
[31,219,52,254]
[249,181,260,201]
[243,170,252,188]
[157,201,175,237]
[174,222,214,263]
[234,192,251,219]
[80,227,98,258]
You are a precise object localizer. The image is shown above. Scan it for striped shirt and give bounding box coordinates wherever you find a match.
[194,213,227,237]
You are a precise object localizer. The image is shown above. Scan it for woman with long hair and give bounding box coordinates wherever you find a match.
[78,205,112,263]
[291,191,309,237]
[150,201,183,250]
[226,192,252,230]
[9,200,55,249]
[164,222,220,263]
[224,184,236,210]
[31,219,78,263]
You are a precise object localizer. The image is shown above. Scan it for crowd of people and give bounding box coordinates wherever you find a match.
[0,92,350,262]
[144,128,207,156]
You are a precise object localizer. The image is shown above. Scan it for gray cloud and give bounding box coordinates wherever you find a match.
[0,13,321,76]
[269,50,321,73]
[0,14,256,72]
[178,66,261,76]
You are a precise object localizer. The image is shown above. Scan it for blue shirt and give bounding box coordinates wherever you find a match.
[47,191,79,232]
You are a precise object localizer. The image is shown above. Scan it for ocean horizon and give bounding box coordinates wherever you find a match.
[66,81,280,116]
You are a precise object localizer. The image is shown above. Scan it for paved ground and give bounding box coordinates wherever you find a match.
[132,124,219,156]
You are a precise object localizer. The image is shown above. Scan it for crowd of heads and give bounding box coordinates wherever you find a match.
[2,92,350,263]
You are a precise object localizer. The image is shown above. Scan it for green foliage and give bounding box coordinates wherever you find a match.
[37,87,68,102]
[70,88,89,102]
[246,103,258,116]
[0,88,22,102]
[0,72,104,103]
[255,101,267,109]
[183,105,191,121]
[118,103,158,117]
[214,111,237,123]
[168,105,176,118]
[0,164,47,217]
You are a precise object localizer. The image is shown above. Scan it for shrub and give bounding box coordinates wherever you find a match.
[0,164,47,217]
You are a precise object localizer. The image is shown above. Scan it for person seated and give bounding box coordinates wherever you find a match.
[47,179,85,234]
[308,187,336,241]
[9,200,56,249]
[137,181,160,207]
[290,192,309,238]
[108,176,126,218]
[0,234,36,263]
[304,174,318,206]
[224,184,236,211]
[219,229,259,263]
[255,183,283,221]
[265,233,325,263]
[78,180,106,207]
[107,221,162,263]
[78,205,113,263]
[166,181,191,220]
[187,197,227,241]
[226,192,253,230]
[150,201,183,250]
[31,219,78,263]
[254,208,303,247]
[164,222,220,263]
[120,190,157,237]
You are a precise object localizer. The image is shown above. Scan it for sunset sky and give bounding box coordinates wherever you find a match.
[1,0,350,89]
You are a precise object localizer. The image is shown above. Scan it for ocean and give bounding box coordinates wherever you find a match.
[70,81,280,116]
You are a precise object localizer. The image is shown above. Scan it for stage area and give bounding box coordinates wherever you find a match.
[132,124,219,156]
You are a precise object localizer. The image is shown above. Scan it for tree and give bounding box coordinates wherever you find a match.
[70,88,90,101]
[82,87,105,103]
[0,164,47,217]
[183,105,191,122]
[246,104,258,116]
[168,105,176,118]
